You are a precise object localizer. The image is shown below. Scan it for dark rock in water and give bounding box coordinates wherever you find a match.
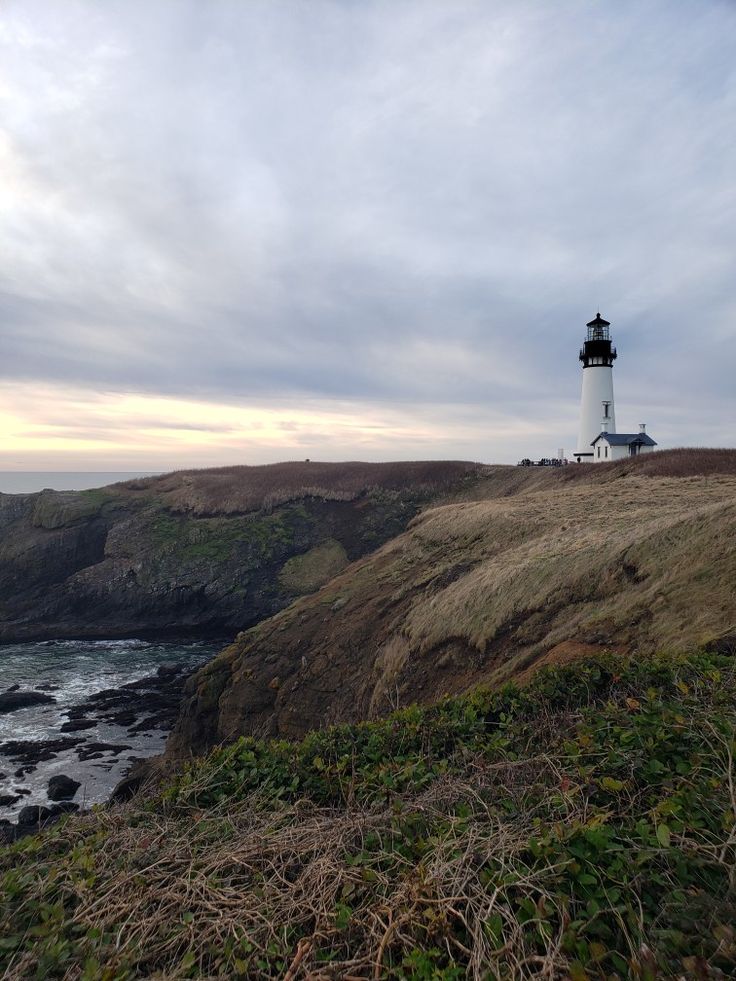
[1,801,82,844]
[126,667,185,690]
[4,684,20,694]
[128,715,166,733]
[1,737,83,767]
[76,665,199,735]
[60,718,97,732]
[48,774,81,801]
[17,804,52,826]
[84,687,119,702]
[0,793,19,806]
[0,772,6,780]
[76,742,131,762]
[0,642,222,823]
[0,690,56,713]
[109,710,138,726]
[16,787,31,796]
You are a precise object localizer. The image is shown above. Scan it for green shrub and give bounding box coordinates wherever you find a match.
[2,649,735,979]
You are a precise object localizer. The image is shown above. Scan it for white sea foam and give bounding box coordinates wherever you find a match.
[0,637,221,819]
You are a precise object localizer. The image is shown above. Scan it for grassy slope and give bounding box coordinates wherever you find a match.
[115,461,487,515]
[111,450,736,515]
[2,649,735,979]
[0,462,487,642]
[168,451,736,753]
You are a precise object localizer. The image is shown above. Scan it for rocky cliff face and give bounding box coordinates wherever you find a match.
[166,450,736,757]
[0,461,483,643]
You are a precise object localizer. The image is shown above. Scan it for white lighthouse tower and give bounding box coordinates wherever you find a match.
[574,313,617,462]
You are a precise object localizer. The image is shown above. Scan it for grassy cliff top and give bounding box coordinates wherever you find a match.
[2,647,735,978]
[167,451,736,755]
[109,449,736,516]
[114,460,487,515]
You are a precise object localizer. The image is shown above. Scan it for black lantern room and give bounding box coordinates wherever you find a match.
[579,313,617,367]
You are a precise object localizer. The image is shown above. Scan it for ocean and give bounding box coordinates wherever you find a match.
[0,471,223,823]
[0,472,160,494]
[0,638,221,820]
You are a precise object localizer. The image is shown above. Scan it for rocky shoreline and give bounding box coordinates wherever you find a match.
[0,657,209,842]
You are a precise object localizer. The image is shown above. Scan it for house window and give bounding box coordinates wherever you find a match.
[605,446,609,458]
[597,446,600,458]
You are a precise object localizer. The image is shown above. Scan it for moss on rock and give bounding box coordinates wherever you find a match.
[277,539,348,595]
[31,490,112,529]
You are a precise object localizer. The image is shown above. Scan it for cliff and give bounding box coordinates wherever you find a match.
[0,461,483,643]
[3,451,736,978]
[167,449,736,756]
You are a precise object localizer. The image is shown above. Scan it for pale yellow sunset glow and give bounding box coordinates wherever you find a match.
[0,381,539,470]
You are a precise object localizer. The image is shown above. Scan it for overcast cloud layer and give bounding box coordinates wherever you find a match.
[1,0,735,468]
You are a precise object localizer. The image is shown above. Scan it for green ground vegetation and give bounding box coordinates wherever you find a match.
[278,539,349,594]
[145,506,307,566]
[30,489,115,529]
[1,649,735,979]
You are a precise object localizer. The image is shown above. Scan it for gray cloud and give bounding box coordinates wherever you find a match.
[1,0,735,461]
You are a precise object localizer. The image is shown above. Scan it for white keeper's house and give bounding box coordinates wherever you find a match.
[591,428,657,462]
[574,312,657,464]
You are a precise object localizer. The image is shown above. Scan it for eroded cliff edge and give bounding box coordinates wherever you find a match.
[0,461,484,642]
[166,450,736,758]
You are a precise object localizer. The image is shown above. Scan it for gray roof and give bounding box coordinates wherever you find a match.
[591,432,658,447]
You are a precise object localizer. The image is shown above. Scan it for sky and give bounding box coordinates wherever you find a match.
[1,0,734,470]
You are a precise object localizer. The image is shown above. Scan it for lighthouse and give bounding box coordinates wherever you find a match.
[573,312,658,463]
[574,313,617,462]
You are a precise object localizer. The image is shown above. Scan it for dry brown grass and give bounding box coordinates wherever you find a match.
[593,446,736,479]
[444,449,736,503]
[401,473,736,661]
[116,461,485,515]
[171,462,736,751]
[4,648,736,979]
[7,658,736,979]
[112,449,736,516]
[1,758,595,979]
